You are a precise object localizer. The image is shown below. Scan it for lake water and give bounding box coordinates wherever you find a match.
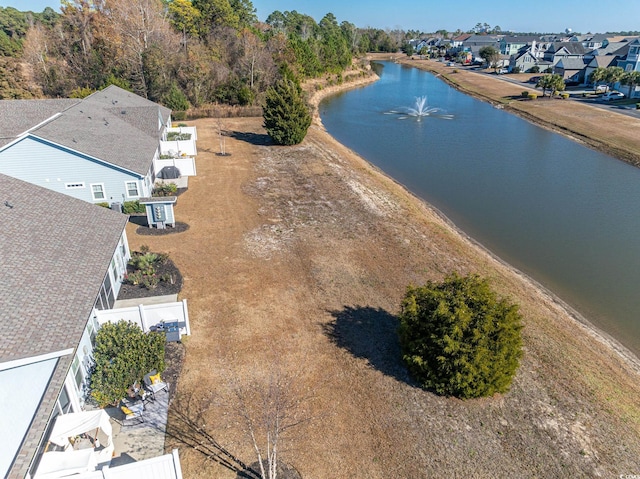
[320,62,640,356]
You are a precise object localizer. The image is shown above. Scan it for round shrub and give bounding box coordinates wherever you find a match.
[521,91,529,98]
[528,93,537,100]
[398,273,523,399]
[561,93,569,99]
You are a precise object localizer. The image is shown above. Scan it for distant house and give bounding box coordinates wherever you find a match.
[543,42,588,66]
[616,38,640,98]
[617,38,640,73]
[584,55,622,85]
[554,57,589,83]
[0,86,196,208]
[509,44,552,73]
[500,35,540,56]
[451,33,472,48]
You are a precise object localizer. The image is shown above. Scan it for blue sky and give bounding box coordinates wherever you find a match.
[3,0,640,34]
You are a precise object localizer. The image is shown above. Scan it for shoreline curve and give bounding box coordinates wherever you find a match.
[305,58,640,375]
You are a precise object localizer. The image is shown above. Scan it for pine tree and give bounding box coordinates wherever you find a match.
[262,77,311,146]
[398,273,523,399]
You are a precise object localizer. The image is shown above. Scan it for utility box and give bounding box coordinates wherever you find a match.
[139,196,177,229]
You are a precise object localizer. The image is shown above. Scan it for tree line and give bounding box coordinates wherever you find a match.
[0,2,406,107]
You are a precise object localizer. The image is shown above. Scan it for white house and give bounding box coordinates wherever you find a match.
[0,86,196,208]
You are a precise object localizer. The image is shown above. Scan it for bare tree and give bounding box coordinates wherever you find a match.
[231,366,314,479]
[167,362,315,479]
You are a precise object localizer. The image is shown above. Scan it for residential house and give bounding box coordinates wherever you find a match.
[509,43,552,73]
[616,38,640,98]
[554,57,589,83]
[617,38,640,73]
[0,173,130,478]
[500,35,540,56]
[0,173,189,478]
[543,42,588,66]
[584,54,622,85]
[461,34,502,62]
[0,86,196,208]
[451,33,472,48]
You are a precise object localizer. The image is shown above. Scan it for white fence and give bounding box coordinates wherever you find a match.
[160,139,197,157]
[154,156,197,176]
[167,126,198,141]
[95,299,190,340]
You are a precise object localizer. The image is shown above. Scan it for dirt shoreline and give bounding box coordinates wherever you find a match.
[307,59,640,374]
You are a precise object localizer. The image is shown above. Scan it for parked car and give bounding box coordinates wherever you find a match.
[528,76,541,84]
[595,84,608,92]
[602,91,625,101]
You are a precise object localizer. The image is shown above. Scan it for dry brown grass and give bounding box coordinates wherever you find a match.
[125,68,640,477]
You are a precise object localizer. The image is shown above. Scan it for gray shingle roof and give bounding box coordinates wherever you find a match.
[548,42,589,55]
[0,173,128,363]
[0,86,172,175]
[0,99,79,148]
[556,57,588,70]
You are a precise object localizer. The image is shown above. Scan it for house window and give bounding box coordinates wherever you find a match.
[626,64,633,72]
[91,183,106,200]
[72,356,83,391]
[65,182,85,189]
[56,385,72,415]
[126,181,139,198]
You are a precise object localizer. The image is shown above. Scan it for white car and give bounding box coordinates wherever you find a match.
[602,91,625,101]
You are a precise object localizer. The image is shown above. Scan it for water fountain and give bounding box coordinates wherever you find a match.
[387,96,453,121]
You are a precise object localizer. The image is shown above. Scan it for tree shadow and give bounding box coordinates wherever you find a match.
[229,130,272,146]
[324,306,414,386]
[166,393,258,478]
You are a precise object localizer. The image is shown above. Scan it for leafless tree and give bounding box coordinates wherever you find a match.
[230,366,315,479]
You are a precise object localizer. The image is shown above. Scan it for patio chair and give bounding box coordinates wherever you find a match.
[120,403,144,426]
[143,370,169,399]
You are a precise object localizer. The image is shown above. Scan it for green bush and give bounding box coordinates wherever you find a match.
[561,93,570,99]
[398,273,523,399]
[172,111,187,121]
[153,182,178,197]
[528,93,537,100]
[95,202,110,208]
[521,91,529,98]
[123,200,145,214]
[90,321,165,407]
[166,131,192,141]
[636,103,640,110]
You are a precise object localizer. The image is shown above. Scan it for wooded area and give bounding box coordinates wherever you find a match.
[0,1,404,108]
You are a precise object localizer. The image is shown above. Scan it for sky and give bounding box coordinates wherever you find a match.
[3,0,640,34]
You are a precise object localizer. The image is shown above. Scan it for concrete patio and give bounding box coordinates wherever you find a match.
[103,388,170,466]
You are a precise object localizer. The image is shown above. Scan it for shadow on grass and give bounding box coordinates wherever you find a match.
[166,393,259,478]
[324,306,413,386]
[229,130,272,146]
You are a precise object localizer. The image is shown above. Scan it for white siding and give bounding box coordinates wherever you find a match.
[0,136,148,205]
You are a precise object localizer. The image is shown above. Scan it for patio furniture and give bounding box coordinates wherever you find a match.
[120,401,144,426]
[143,370,169,399]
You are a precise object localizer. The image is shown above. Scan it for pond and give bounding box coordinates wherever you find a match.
[320,61,640,356]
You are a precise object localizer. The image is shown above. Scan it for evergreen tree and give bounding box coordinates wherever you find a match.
[262,77,311,146]
[398,273,523,399]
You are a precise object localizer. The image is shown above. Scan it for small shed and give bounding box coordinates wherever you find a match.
[139,196,177,229]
